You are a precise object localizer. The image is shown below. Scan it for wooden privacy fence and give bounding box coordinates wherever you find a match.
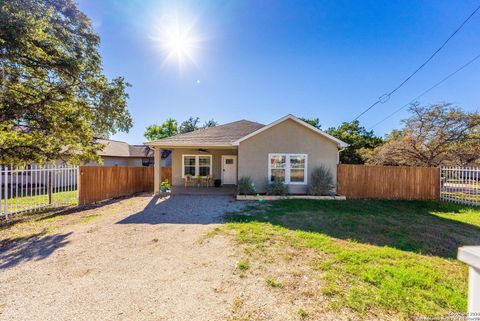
[79,166,154,205]
[337,164,440,200]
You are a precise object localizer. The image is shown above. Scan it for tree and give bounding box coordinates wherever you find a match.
[179,117,200,133]
[300,117,321,129]
[365,103,480,166]
[203,119,218,128]
[326,121,383,164]
[145,117,218,140]
[0,0,132,164]
[144,118,178,141]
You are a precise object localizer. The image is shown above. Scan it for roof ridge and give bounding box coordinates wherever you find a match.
[201,119,263,129]
[94,137,130,144]
[160,119,265,140]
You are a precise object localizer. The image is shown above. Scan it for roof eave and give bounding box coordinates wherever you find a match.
[144,142,237,149]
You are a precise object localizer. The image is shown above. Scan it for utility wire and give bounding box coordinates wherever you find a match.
[369,52,480,130]
[352,3,480,121]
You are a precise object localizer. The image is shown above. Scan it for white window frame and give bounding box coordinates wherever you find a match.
[268,153,308,185]
[182,154,212,178]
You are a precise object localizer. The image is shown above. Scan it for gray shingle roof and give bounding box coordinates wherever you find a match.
[147,120,265,146]
[95,139,153,157]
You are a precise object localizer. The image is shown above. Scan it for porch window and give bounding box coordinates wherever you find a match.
[182,155,212,177]
[199,156,211,176]
[184,156,196,176]
[268,154,307,184]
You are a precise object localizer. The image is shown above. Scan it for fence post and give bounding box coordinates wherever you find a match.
[0,166,2,218]
[438,166,442,201]
[458,246,480,315]
[48,169,53,205]
[77,166,82,206]
[4,166,8,219]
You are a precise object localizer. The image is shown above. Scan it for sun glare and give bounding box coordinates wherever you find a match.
[151,14,201,69]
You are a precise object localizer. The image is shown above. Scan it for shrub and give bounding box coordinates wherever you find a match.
[237,261,250,270]
[308,166,335,196]
[237,176,257,195]
[266,178,288,195]
[297,308,308,319]
[265,276,284,288]
[160,179,170,193]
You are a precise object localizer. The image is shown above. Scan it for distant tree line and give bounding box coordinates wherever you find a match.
[299,117,384,164]
[362,103,480,167]
[303,102,480,167]
[144,117,218,141]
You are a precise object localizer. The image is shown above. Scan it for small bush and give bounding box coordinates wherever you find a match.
[308,166,335,196]
[297,308,308,318]
[237,261,250,270]
[238,176,257,195]
[160,179,170,193]
[265,276,284,288]
[266,178,288,195]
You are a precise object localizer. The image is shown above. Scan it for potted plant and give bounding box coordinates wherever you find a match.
[160,179,170,193]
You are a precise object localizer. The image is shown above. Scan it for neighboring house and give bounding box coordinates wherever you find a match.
[85,138,171,167]
[146,114,347,194]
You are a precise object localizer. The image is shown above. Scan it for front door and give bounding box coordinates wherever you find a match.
[221,155,237,185]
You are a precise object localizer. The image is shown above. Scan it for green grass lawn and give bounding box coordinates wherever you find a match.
[1,190,77,214]
[218,200,479,319]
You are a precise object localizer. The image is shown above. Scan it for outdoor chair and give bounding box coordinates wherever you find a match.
[202,175,213,187]
[183,175,194,187]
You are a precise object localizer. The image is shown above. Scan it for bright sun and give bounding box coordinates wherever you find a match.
[151,14,200,68]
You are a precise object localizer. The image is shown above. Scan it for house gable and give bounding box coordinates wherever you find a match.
[232,114,348,148]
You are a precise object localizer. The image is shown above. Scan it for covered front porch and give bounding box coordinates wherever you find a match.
[152,145,238,194]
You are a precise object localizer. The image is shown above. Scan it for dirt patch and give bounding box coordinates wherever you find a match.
[0,195,315,321]
[0,195,143,246]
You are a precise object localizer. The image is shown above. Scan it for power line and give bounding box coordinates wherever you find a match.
[369,52,480,130]
[352,3,480,121]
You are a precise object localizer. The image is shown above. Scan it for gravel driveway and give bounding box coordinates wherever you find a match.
[0,195,255,321]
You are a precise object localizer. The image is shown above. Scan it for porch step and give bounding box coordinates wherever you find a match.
[170,186,237,196]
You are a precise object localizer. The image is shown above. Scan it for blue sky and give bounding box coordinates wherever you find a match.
[78,0,480,144]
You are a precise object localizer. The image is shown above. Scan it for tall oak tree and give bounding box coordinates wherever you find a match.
[0,0,132,164]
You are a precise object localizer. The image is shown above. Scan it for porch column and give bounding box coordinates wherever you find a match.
[154,147,161,194]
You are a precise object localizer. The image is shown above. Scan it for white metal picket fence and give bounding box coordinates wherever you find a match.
[440,166,480,206]
[0,164,79,219]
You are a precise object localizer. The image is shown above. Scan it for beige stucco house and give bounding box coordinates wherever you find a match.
[146,115,347,194]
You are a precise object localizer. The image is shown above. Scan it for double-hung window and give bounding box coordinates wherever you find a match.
[268,153,307,184]
[182,155,212,177]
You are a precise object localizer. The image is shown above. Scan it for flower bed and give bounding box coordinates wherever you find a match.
[236,195,346,201]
